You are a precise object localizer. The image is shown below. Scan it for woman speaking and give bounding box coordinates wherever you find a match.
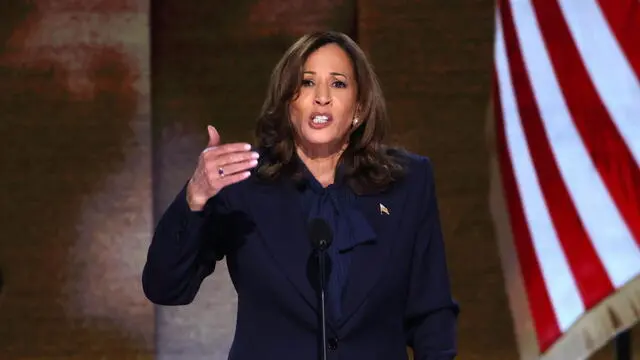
[142,31,459,360]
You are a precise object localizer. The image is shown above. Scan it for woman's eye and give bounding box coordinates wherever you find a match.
[301,79,314,87]
[333,81,347,88]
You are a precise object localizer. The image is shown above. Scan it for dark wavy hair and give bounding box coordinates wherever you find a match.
[254,31,406,195]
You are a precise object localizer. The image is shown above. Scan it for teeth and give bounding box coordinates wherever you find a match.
[312,115,329,124]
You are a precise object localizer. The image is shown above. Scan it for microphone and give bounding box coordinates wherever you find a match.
[308,218,333,360]
[309,217,333,251]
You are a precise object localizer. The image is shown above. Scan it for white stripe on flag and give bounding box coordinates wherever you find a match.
[495,11,584,331]
[511,0,640,288]
[558,0,640,168]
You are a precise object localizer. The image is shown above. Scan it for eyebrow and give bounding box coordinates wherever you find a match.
[303,71,349,79]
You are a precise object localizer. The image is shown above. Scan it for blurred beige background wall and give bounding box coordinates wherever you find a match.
[0,0,153,358]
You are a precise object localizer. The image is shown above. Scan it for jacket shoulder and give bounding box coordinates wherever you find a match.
[388,148,435,185]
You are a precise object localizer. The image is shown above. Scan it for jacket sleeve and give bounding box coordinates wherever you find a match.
[405,158,460,359]
[142,182,231,305]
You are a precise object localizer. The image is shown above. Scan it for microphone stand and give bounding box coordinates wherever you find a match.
[318,239,328,360]
[308,218,333,360]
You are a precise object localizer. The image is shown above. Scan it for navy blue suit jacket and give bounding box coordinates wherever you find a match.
[142,152,459,359]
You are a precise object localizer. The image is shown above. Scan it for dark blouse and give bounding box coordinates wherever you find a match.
[298,164,376,321]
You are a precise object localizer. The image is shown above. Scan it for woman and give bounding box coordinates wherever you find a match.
[142,31,459,359]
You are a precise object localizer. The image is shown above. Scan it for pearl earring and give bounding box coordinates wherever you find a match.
[353,118,359,126]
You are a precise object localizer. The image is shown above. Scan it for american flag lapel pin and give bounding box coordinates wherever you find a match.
[379,203,390,215]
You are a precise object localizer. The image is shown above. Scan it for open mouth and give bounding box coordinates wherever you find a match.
[312,114,330,124]
[309,113,333,128]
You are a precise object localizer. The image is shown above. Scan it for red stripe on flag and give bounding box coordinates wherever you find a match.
[493,69,561,352]
[499,0,615,311]
[533,0,640,272]
[596,0,640,80]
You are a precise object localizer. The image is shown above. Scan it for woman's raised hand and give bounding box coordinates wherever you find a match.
[186,126,259,211]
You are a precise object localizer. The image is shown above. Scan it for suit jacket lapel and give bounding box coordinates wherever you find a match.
[245,179,319,313]
[339,192,401,327]
[244,177,402,332]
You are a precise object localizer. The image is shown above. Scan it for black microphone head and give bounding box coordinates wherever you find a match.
[308,218,333,251]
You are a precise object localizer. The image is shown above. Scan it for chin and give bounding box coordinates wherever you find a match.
[301,132,336,147]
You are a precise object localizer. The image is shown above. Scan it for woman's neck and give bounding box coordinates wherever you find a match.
[296,143,345,187]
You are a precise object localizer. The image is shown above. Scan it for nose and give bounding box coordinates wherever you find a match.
[314,97,331,106]
[314,84,331,106]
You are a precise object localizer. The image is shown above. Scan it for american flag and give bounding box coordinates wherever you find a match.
[490,0,640,359]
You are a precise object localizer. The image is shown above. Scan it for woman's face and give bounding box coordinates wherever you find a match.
[289,43,359,155]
